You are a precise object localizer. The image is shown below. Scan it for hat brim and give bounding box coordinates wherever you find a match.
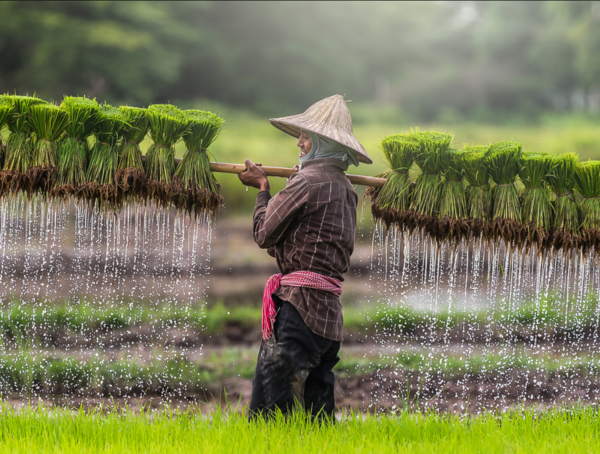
[269,118,373,165]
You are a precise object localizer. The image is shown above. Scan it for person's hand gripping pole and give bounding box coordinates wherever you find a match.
[238,159,271,193]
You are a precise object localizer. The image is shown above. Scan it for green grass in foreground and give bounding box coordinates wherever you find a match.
[0,405,600,453]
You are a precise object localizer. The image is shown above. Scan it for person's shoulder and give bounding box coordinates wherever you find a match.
[299,166,354,190]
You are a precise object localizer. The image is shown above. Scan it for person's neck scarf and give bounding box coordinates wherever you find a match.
[299,132,359,167]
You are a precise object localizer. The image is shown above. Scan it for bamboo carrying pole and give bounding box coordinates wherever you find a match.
[168,157,387,188]
[208,162,386,188]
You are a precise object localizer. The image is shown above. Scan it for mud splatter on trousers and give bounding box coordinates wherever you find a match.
[249,297,340,420]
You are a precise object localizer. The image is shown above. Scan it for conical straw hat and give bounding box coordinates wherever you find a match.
[269,94,372,164]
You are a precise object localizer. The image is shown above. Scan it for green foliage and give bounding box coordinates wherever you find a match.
[409,131,454,216]
[4,95,47,134]
[29,104,68,168]
[61,96,99,140]
[438,149,467,219]
[574,160,600,230]
[86,104,127,185]
[2,133,31,172]
[118,106,148,171]
[547,152,580,233]
[0,97,13,166]
[487,141,522,221]
[0,97,13,132]
[93,103,127,145]
[181,110,224,153]
[146,104,188,184]
[373,133,418,212]
[2,95,48,173]
[459,145,491,221]
[57,97,100,186]
[518,151,553,228]
[174,110,224,192]
[119,106,149,144]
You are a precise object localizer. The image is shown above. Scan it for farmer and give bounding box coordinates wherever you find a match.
[238,95,372,419]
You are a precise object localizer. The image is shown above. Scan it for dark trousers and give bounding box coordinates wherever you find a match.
[249,296,341,420]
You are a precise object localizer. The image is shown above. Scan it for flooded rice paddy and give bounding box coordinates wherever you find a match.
[1,193,599,413]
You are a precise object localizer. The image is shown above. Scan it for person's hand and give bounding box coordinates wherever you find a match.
[238,159,270,192]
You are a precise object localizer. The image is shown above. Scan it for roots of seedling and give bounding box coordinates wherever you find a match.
[580,228,600,253]
[116,167,147,200]
[367,185,592,253]
[488,218,552,251]
[0,170,28,197]
[144,179,174,209]
[26,165,56,196]
[50,183,87,201]
[83,183,121,208]
[171,175,224,219]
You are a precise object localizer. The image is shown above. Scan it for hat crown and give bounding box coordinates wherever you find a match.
[304,95,353,134]
[269,94,372,164]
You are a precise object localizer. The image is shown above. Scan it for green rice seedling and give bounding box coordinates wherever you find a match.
[459,145,491,222]
[547,152,580,235]
[366,133,417,228]
[574,160,600,231]
[0,96,13,168]
[28,104,69,194]
[116,106,149,199]
[438,149,467,220]
[1,95,47,195]
[518,151,553,230]
[173,109,225,217]
[55,96,99,196]
[86,104,128,206]
[145,104,189,206]
[486,141,522,223]
[409,130,453,217]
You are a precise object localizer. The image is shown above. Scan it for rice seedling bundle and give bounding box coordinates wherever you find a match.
[86,104,128,206]
[574,161,600,233]
[486,141,522,223]
[145,104,189,206]
[28,104,69,194]
[438,149,467,220]
[458,145,491,222]
[547,152,579,235]
[173,109,225,217]
[366,133,417,228]
[409,131,453,217]
[1,95,47,195]
[0,96,13,168]
[55,97,100,196]
[116,106,149,199]
[518,151,553,230]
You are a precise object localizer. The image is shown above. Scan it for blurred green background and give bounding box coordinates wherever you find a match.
[1,1,600,212]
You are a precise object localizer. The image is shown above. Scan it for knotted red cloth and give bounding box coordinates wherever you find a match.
[262,271,343,340]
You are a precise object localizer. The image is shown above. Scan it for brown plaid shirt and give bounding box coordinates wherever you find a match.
[253,158,358,341]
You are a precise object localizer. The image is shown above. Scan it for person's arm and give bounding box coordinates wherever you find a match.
[239,159,309,249]
[252,173,309,249]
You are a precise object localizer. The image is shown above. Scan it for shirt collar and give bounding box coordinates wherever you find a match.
[300,158,349,172]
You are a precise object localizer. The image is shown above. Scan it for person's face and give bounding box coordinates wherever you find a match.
[297,131,312,159]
